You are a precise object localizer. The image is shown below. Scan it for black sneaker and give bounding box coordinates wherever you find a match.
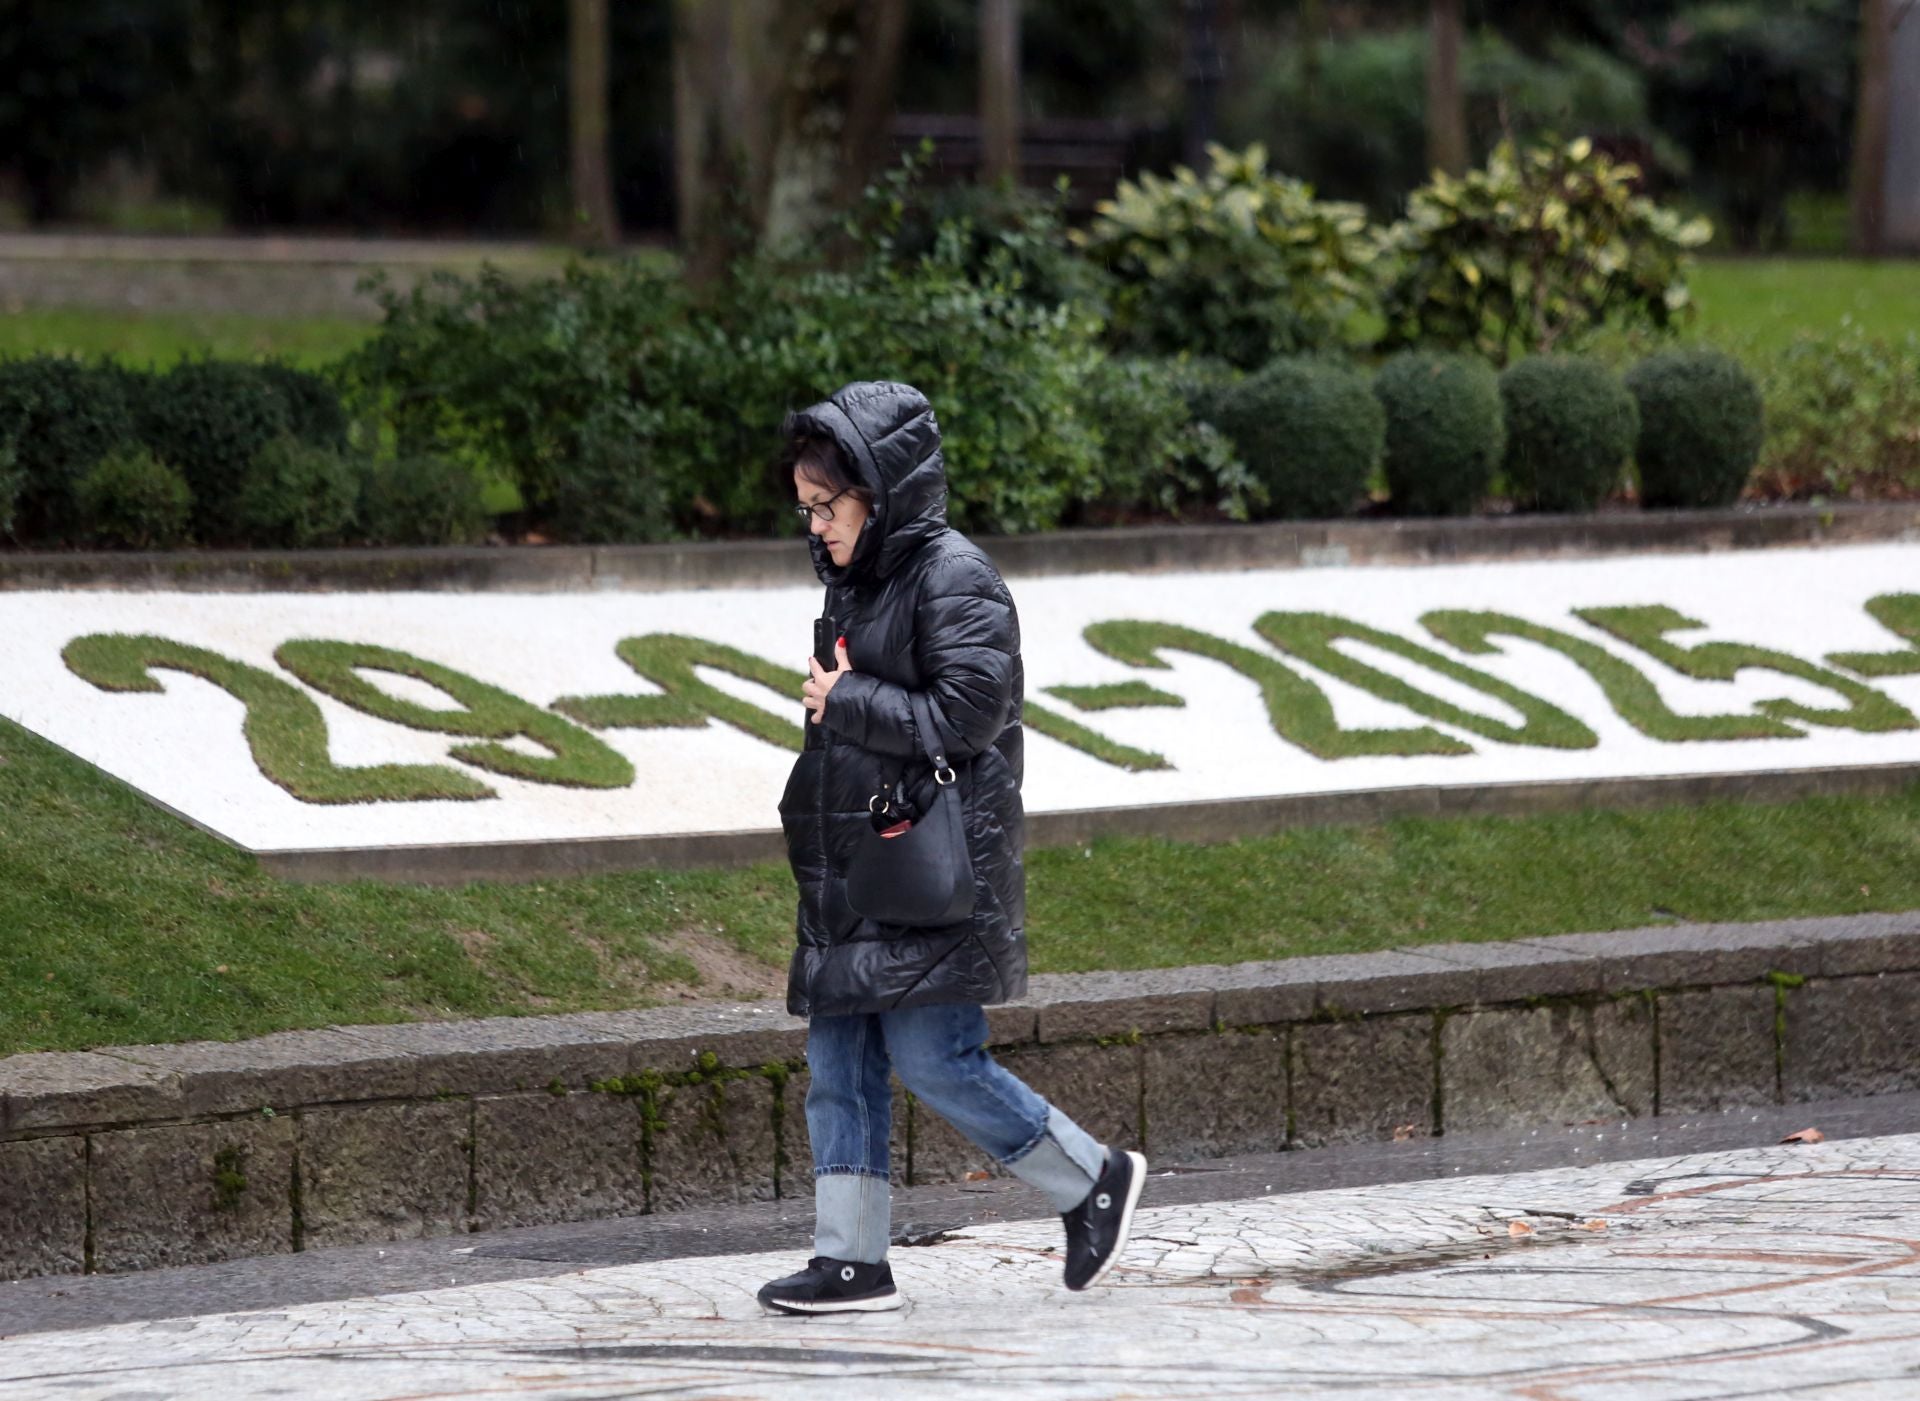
[757,1257,903,1315]
[1062,1149,1147,1291]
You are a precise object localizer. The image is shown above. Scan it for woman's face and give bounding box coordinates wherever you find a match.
[796,469,871,568]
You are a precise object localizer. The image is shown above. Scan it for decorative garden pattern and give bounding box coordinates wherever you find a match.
[7,544,1920,852]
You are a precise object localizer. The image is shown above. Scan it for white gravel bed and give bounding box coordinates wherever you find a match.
[3,541,1920,853]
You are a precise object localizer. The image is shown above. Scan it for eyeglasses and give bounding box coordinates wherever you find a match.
[793,487,859,524]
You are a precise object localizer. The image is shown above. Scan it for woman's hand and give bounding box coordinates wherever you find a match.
[803,637,851,724]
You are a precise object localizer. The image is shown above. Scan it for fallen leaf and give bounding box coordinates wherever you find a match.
[964,1170,992,1181]
[1582,1219,1609,1232]
[1780,1127,1825,1145]
[1508,1220,1535,1237]
[214,964,229,974]
[1391,1123,1418,1142]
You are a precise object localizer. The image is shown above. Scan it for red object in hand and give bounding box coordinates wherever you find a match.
[879,819,913,838]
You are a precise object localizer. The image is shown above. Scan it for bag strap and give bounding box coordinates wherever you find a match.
[908,690,958,785]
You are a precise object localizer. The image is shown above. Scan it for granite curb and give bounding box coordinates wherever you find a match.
[3,909,1917,1280]
[3,501,1914,595]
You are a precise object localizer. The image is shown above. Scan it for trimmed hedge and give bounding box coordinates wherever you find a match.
[1499,355,1639,512]
[1627,348,1765,508]
[0,356,137,541]
[1375,350,1504,516]
[136,360,298,542]
[1213,357,1384,520]
[232,436,361,548]
[73,445,194,549]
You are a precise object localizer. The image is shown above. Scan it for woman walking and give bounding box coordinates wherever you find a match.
[761,380,1145,1315]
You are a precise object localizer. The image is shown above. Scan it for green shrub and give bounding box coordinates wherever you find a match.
[138,360,296,541]
[231,436,361,548]
[1072,143,1378,368]
[0,355,138,540]
[1076,358,1259,523]
[1379,138,1711,364]
[1499,355,1639,512]
[845,154,1108,315]
[1737,326,1920,500]
[358,453,491,547]
[1625,348,1765,509]
[72,445,194,549]
[545,404,675,545]
[343,247,1107,539]
[1212,357,1383,520]
[257,362,350,452]
[1374,351,1504,516]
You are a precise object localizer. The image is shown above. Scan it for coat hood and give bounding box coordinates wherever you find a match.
[783,380,949,587]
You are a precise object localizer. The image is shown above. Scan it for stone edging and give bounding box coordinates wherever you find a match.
[3,911,1917,1280]
[3,502,1916,594]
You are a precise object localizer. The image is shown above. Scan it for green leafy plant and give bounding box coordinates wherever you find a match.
[73,444,194,549]
[1373,351,1504,516]
[1073,143,1378,368]
[1499,355,1639,512]
[1627,348,1766,509]
[357,454,491,547]
[1378,138,1711,365]
[256,362,351,452]
[1075,357,1258,523]
[1211,356,1382,520]
[1739,327,1920,502]
[232,436,361,548]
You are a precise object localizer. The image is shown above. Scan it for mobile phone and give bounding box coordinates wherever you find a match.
[813,615,838,670]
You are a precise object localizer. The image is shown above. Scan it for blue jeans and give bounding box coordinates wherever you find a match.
[805,1001,1108,1263]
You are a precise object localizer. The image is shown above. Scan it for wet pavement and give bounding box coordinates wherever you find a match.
[3,1094,1917,1398]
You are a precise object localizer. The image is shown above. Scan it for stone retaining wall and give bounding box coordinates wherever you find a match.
[3,912,1917,1281]
[4,501,1916,595]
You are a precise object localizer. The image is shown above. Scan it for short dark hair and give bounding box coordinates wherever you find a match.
[780,430,872,504]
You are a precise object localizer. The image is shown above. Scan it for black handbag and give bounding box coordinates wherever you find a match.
[844,691,977,926]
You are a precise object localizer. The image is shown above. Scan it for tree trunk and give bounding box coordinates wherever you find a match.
[980,0,1021,185]
[568,0,621,249]
[1851,0,1893,254]
[672,0,906,281]
[832,0,909,209]
[1426,0,1467,177]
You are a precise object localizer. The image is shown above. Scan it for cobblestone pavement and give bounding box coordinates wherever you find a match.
[3,1134,1917,1399]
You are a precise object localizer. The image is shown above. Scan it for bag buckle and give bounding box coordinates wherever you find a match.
[934,765,956,786]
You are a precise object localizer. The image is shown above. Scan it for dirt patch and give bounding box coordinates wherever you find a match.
[651,925,786,1003]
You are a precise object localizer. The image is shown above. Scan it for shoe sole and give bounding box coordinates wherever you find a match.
[759,1289,904,1316]
[1077,1150,1148,1291]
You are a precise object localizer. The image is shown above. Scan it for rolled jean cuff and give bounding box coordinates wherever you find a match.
[1004,1105,1106,1213]
[813,1170,891,1264]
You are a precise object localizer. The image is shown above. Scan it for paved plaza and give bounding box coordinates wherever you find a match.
[3,1129,1917,1398]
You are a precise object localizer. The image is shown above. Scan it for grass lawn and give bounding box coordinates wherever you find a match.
[1690,257,1920,353]
[6,711,1919,1059]
[0,307,375,368]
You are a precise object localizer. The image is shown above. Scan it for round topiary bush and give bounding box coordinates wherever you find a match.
[1212,356,1383,519]
[73,444,194,549]
[232,436,361,548]
[0,355,138,541]
[137,360,295,541]
[1374,351,1504,516]
[358,455,491,546]
[1498,355,1639,512]
[1626,348,1765,508]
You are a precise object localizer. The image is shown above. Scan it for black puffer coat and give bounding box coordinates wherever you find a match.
[778,381,1029,1017]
